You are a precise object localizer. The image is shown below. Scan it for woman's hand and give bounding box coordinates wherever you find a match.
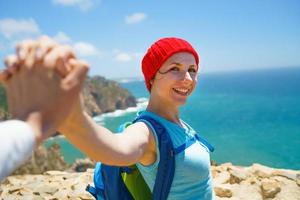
[0,36,89,144]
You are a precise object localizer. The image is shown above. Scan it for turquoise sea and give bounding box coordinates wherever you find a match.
[45,67,300,170]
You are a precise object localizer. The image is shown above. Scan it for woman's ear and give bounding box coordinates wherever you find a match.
[150,79,154,85]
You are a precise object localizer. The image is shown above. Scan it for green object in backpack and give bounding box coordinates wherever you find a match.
[119,121,152,200]
[122,165,152,200]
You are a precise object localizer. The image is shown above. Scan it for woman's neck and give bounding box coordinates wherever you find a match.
[146,96,181,125]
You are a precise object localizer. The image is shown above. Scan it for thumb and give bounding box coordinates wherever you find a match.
[61,59,89,91]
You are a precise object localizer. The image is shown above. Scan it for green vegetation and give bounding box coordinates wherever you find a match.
[0,84,7,111]
[0,84,8,120]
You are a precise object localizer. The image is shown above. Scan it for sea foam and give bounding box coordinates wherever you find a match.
[93,97,148,124]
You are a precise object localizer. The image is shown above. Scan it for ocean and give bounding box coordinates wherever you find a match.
[45,67,300,170]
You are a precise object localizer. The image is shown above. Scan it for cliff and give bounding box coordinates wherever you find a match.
[82,76,136,116]
[0,75,136,120]
[1,163,299,200]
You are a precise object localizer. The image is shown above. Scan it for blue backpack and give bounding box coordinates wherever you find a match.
[86,115,214,200]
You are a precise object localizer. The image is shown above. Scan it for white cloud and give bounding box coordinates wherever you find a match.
[52,33,101,58]
[73,41,100,57]
[113,50,143,63]
[125,13,147,24]
[52,31,72,44]
[115,52,132,62]
[0,18,40,39]
[53,0,97,11]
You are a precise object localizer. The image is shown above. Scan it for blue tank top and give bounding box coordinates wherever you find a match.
[136,111,215,200]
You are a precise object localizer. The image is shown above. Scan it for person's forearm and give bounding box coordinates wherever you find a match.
[58,110,129,165]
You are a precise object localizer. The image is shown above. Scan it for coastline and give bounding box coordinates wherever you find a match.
[1,162,299,200]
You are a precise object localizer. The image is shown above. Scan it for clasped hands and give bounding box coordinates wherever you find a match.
[0,36,89,144]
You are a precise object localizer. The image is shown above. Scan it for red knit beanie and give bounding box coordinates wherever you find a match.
[141,37,199,91]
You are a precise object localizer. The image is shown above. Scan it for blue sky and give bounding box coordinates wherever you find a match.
[0,0,299,78]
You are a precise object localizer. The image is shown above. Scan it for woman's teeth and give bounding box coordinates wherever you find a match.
[173,88,189,95]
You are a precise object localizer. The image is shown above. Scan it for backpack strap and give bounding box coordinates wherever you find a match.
[86,162,105,199]
[101,165,134,200]
[195,134,215,153]
[133,115,175,200]
[173,134,215,155]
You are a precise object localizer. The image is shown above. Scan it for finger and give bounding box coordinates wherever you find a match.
[55,46,76,77]
[5,73,19,117]
[17,39,38,69]
[0,69,11,85]
[43,45,75,72]
[16,39,36,62]
[4,55,20,75]
[61,59,89,90]
[35,35,57,61]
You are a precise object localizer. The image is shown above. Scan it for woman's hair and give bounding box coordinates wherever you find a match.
[141,37,199,91]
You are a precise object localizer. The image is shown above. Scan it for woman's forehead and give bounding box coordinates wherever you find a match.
[161,52,197,68]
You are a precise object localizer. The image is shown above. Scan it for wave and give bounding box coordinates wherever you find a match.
[93,97,148,123]
[116,77,144,83]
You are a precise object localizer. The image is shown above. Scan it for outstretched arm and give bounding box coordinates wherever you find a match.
[59,107,156,166]
[11,37,157,166]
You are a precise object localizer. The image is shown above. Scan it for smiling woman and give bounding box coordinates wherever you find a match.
[54,37,215,200]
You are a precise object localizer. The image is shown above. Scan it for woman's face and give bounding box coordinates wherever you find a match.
[150,52,198,107]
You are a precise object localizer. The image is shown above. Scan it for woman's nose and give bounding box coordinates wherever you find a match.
[182,71,193,81]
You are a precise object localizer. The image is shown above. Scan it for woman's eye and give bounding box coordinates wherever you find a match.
[169,67,180,71]
[188,68,197,73]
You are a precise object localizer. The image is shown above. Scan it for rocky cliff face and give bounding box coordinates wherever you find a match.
[11,144,70,176]
[0,75,137,120]
[1,163,299,200]
[82,76,136,116]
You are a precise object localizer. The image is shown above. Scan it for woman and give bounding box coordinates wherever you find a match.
[12,37,214,199]
[58,37,214,199]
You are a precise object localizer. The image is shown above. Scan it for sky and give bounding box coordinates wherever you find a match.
[0,0,299,79]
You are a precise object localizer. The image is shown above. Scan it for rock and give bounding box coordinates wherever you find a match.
[71,158,96,172]
[52,189,70,199]
[261,179,281,199]
[213,171,231,185]
[8,185,22,194]
[272,176,300,200]
[12,144,69,175]
[18,188,32,196]
[86,168,95,173]
[33,185,58,195]
[2,163,300,199]
[44,171,69,176]
[272,169,300,181]
[83,76,137,116]
[219,162,233,171]
[251,163,273,178]
[245,176,258,185]
[229,166,248,184]
[214,185,233,198]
